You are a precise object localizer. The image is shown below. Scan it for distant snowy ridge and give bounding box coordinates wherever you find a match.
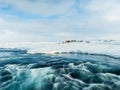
[0,40,120,57]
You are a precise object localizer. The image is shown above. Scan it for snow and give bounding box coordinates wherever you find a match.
[0,40,120,57]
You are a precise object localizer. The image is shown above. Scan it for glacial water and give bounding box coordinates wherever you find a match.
[0,48,120,90]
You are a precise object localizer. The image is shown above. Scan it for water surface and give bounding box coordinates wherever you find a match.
[0,48,120,90]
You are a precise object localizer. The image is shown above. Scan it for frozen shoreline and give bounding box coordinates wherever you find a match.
[0,40,120,57]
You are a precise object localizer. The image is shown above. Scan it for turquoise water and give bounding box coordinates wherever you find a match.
[0,48,120,90]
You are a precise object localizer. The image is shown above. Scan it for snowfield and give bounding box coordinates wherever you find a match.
[0,40,120,57]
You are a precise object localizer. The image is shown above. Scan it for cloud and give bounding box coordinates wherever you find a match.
[0,0,75,16]
[0,29,48,42]
[0,0,120,41]
[80,0,120,21]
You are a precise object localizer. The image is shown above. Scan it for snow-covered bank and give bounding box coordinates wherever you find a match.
[0,40,120,57]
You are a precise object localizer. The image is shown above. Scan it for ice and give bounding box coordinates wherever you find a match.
[0,40,120,57]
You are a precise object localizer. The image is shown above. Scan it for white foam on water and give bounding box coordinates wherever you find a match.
[1,61,120,90]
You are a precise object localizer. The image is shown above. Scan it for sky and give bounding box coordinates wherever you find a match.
[0,0,120,42]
